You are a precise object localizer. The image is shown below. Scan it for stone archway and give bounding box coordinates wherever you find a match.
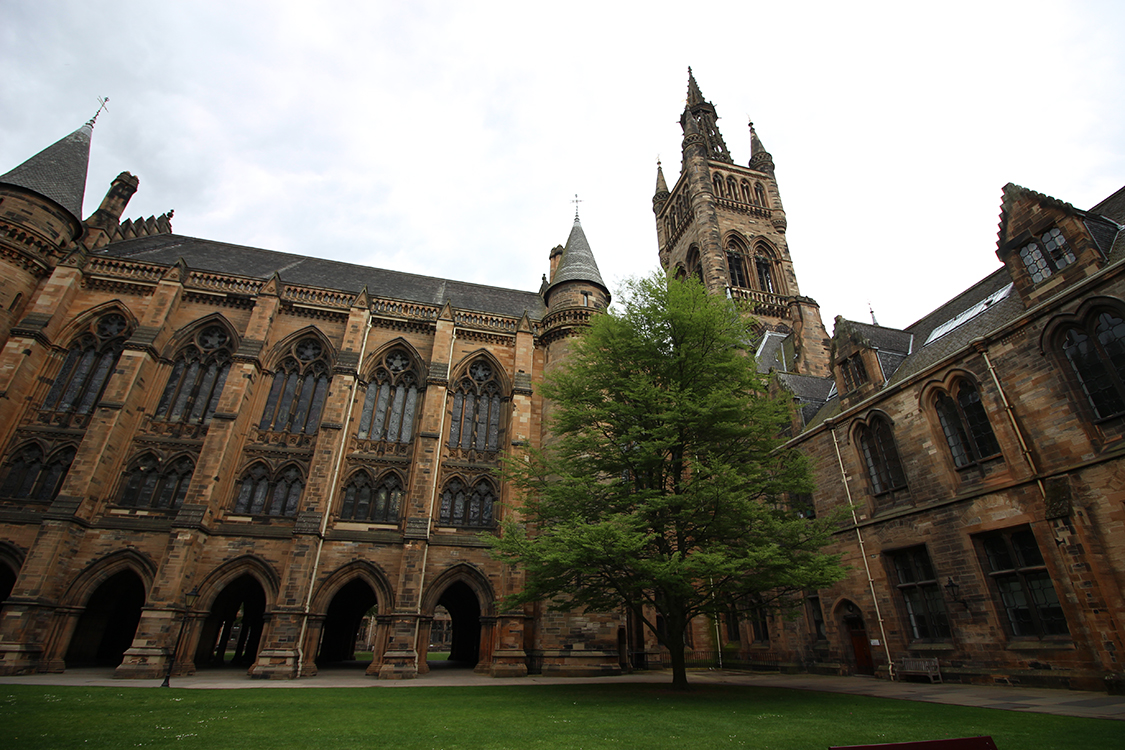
[317,579,378,667]
[436,581,482,668]
[194,574,267,668]
[836,599,874,676]
[64,570,146,667]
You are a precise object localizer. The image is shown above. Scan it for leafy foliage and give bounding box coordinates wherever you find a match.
[491,274,844,688]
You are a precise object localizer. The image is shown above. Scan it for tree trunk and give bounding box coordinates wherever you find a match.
[666,617,689,691]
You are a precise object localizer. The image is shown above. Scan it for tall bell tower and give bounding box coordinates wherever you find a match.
[653,70,830,377]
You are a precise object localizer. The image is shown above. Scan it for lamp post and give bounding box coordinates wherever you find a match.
[161,587,199,688]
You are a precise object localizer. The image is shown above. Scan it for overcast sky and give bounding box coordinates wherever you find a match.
[3,1,1123,330]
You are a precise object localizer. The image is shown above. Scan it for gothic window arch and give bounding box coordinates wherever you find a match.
[40,312,131,419]
[448,359,505,454]
[726,176,738,201]
[259,337,332,434]
[740,180,752,203]
[932,380,1001,467]
[754,243,778,294]
[712,174,724,197]
[339,470,403,523]
[686,246,703,284]
[726,237,749,289]
[754,182,767,206]
[0,443,75,501]
[118,453,195,510]
[232,462,304,517]
[855,415,908,498]
[1058,308,1125,420]
[438,476,496,528]
[358,349,421,443]
[153,325,233,426]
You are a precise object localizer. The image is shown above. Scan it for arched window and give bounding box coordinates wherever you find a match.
[686,246,703,284]
[153,325,233,425]
[259,337,331,434]
[726,239,749,288]
[856,417,907,496]
[712,174,724,197]
[934,381,1001,467]
[0,444,75,501]
[726,176,738,201]
[1060,310,1125,420]
[232,463,304,517]
[358,349,421,443]
[40,312,130,419]
[740,180,752,203]
[339,471,403,523]
[756,257,776,293]
[448,360,505,454]
[754,182,767,207]
[118,454,194,509]
[438,477,496,528]
[1019,227,1075,284]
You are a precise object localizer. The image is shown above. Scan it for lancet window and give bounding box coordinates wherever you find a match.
[1060,309,1125,420]
[40,312,131,420]
[754,182,767,206]
[154,325,233,426]
[232,462,304,517]
[438,477,496,528]
[448,360,505,454]
[117,453,195,510]
[754,244,778,294]
[339,470,403,523]
[358,349,421,443]
[933,381,1001,467]
[856,416,908,497]
[0,444,76,502]
[259,337,331,434]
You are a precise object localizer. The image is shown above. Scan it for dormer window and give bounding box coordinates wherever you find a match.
[841,355,868,392]
[1019,228,1074,284]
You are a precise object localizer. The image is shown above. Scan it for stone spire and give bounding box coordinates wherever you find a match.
[652,160,670,214]
[545,214,607,301]
[748,120,775,175]
[0,122,93,222]
[679,68,731,164]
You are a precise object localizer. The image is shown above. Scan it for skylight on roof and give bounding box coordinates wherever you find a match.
[924,283,1014,346]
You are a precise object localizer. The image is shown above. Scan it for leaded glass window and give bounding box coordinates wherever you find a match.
[259,337,331,434]
[888,546,950,641]
[438,477,496,528]
[978,528,1068,638]
[0,444,76,501]
[857,417,907,496]
[357,350,420,443]
[118,454,194,509]
[934,381,1001,467]
[232,463,303,517]
[727,252,749,288]
[339,471,403,523]
[448,360,504,454]
[41,312,130,418]
[1061,311,1125,420]
[1019,227,1075,284]
[154,325,232,426]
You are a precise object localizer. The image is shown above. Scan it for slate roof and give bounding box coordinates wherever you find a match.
[1091,184,1125,224]
[99,233,547,319]
[546,216,607,296]
[0,123,92,221]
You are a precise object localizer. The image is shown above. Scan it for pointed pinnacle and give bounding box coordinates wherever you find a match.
[686,67,705,107]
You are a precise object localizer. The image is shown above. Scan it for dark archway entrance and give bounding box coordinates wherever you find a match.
[436,581,481,667]
[195,574,266,668]
[0,563,16,607]
[839,602,874,676]
[317,579,377,667]
[64,570,145,666]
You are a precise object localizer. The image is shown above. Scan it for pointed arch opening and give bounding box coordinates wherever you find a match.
[357,346,422,450]
[259,334,333,435]
[0,442,76,503]
[153,322,235,431]
[316,579,379,668]
[447,356,507,460]
[40,310,133,428]
[194,574,267,669]
[64,570,146,667]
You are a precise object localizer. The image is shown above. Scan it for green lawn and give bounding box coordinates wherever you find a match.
[1,682,1117,749]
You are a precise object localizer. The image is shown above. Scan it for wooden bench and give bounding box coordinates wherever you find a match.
[831,736,997,750]
[896,656,942,683]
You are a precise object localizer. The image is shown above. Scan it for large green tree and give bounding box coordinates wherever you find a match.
[491,273,843,690]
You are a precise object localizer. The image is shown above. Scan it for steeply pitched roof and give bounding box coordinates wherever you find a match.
[546,216,607,296]
[0,122,92,221]
[98,233,546,319]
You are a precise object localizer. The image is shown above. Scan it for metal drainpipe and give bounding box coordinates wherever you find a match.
[829,421,896,680]
[975,340,1046,499]
[295,309,372,676]
[408,323,458,660]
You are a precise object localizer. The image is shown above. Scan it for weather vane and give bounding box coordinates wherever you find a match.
[89,96,110,127]
[571,193,583,219]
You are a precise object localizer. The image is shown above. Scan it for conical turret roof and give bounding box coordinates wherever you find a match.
[547,214,607,296]
[0,122,92,221]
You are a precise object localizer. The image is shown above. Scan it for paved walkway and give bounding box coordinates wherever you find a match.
[2,665,1123,721]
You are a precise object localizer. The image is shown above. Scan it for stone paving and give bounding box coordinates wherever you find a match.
[2,666,1123,722]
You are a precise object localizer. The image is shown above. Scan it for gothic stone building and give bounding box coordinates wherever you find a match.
[1,73,1123,690]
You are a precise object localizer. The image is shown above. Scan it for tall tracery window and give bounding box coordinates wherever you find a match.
[448,360,504,453]
[0,444,76,501]
[259,337,331,434]
[232,463,304,517]
[358,350,420,443]
[118,454,194,509]
[1060,310,1125,420]
[339,471,403,523]
[934,381,1001,467]
[438,477,496,528]
[154,325,233,426]
[40,312,130,418]
[856,416,907,496]
[1019,227,1075,284]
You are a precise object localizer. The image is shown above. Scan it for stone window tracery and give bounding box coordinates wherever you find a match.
[154,325,232,426]
[358,349,420,443]
[118,453,194,510]
[259,337,331,434]
[856,416,907,497]
[40,312,130,420]
[448,359,505,454]
[1060,309,1125,420]
[933,381,1001,467]
[438,477,496,528]
[0,444,76,502]
[339,470,403,523]
[232,462,304,517]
